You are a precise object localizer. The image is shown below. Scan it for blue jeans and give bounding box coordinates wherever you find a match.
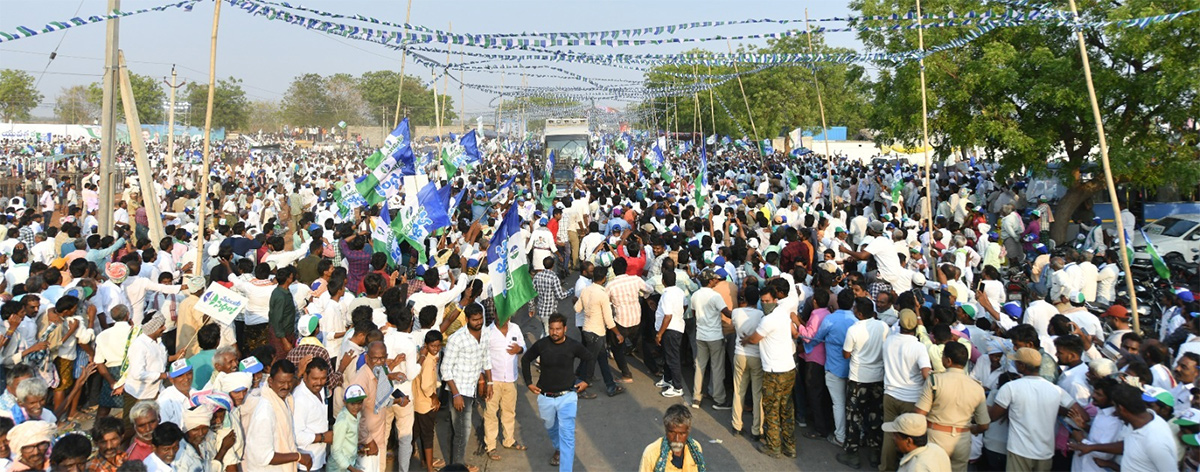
[537,392,578,472]
[449,396,476,465]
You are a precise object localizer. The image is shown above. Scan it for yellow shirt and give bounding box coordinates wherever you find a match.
[638,438,702,472]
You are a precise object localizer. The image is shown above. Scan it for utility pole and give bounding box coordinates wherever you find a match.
[164,66,186,172]
[98,0,120,236]
[117,51,166,245]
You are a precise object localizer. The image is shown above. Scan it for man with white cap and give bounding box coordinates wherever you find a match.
[175,405,216,472]
[883,413,950,472]
[158,359,195,428]
[212,371,253,469]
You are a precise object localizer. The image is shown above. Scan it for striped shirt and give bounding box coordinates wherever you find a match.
[532,270,569,318]
[606,274,651,328]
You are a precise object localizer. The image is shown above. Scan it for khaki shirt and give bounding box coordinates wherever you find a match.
[915,367,989,429]
[899,443,952,472]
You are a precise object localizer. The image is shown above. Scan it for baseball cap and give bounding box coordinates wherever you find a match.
[1142,385,1174,407]
[898,309,919,331]
[1002,302,1023,320]
[960,304,977,319]
[49,258,68,270]
[169,359,193,378]
[945,285,960,300]
[881,413,927,437]
[1184,434,1200,447]
[344,384,367,403]
[1103,305,1129,320]
[1069,291,1087,304]
[239,357,263,375]
[1174,408,1200,427]
[868,221,886,233]
[1177,288,1195,303]
[298,314,321,337]
[1008,347,1042,367]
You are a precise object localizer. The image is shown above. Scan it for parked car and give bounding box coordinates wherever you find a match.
[1132,213,1200,271]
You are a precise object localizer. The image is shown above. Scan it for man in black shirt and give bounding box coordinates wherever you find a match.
[521,313,593,471]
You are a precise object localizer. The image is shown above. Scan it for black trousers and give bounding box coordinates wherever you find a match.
[805,361,833,436]
[661,330,685,391]
[608,325,638,377]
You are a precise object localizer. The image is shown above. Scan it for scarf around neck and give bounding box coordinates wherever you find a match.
[653,437,705,472]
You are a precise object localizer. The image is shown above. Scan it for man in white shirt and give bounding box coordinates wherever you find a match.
[989,348,1080,471]
[879,309,931,470]
[157,360,195,429]
[483,314,525,457]
[123,314,170,404]
[730,284,765,438]
[1095,252,1121,306]
[654,271,689,398]
[245,359,312,471]
[740,278,799,459]
[838,296,890,468]
[381,310,421,472]
[293,357,332,472]
[408,267,468,330]
[691,270,732,409]
[1070,381,1177,472]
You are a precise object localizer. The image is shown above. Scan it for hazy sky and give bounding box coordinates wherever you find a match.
[2,0,863,122]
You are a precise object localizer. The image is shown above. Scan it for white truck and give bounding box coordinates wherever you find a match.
[543,118,589,195]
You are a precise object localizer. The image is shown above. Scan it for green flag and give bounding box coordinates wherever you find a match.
[363,149,384,169]
[441,148,458,179]
[660,165,673,183]
[785,169,799,191]
[1140,229,1172,280]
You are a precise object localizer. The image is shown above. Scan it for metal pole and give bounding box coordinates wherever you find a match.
[98,0,120,236]
[193,0,222,274]
[392,0,415,128]
[1065,0,1140,331]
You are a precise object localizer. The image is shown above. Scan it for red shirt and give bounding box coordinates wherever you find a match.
[126,438,153,462]
[547,218,560,244]
[617,245,647,276]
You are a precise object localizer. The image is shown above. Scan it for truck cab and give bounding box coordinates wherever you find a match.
[543,118,589,196]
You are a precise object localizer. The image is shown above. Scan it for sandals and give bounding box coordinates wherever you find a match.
[485,449,502,461]
[551,451,561,467]
[503,443,527,451]
[431,458,446,469]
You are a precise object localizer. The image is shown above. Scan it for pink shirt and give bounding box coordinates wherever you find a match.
[797,307,830,365]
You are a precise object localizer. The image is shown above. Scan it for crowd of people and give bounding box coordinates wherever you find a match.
[0,128,1193,472]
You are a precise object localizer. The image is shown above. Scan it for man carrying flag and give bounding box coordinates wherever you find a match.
[488,202,539,326]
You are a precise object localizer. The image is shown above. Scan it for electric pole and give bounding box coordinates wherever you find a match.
[98,0,120,236]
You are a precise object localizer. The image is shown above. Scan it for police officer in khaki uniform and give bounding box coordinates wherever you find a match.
[914,341,989,471]
[882,413,952,472]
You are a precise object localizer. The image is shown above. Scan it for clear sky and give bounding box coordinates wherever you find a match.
[2,0,862,123]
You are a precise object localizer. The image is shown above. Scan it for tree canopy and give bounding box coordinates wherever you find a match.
[184,77,251,131]
[281,71,456,129]
[87,71,166,124]
[852,0,1200,236]
[0,69,42,122]
[641,36,873,141]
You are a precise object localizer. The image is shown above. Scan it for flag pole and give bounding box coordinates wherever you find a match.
[116,51,166,246]
[804,9,835,205]
[915,0,935,254]
[392,0,415,128]
[194,0,222,274]
[432,68,443,164]
[727,40,761,165]
[459,42,466,134]
[706,64,717,141]
[441,22,452,134]
[1065,0,1140,331]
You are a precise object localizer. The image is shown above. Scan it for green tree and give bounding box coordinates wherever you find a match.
[87,71,166,123]
[357,70,455,129]
[184,77,251,131]
[853,0,1200,240]
[325,73,366,126]
[642,39,872,144]
[246,100,282,132]
[0,69,42,122]
[281,73,331,127]
[53,85,97,124]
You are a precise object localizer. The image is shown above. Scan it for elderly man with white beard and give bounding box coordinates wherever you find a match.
[638,404,706,472]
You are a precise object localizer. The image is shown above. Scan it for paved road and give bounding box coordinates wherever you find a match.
[404,272,857,472]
